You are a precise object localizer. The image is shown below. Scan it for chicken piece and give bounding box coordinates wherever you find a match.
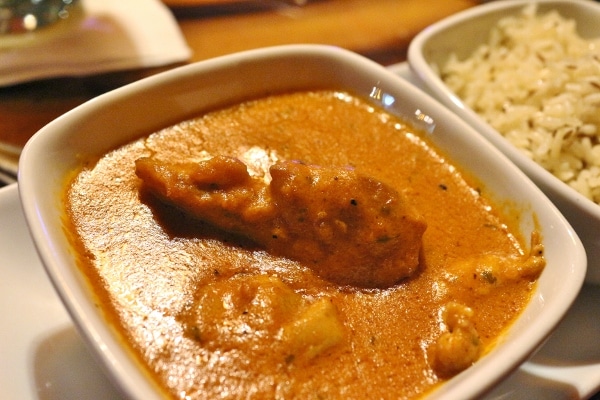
[279,297,344,364]
[135,155,427,288]
[442,231,546,296]
[429,302,481,377]
[181,274,344,364]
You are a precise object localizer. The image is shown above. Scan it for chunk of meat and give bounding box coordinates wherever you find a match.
[279,296,344,364]
[135,155,427,288]
[442,231,546,296]
[181,274,344,365]
[429,302,481,377]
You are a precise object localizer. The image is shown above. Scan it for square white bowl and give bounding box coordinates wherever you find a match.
[18,44,586,399]
[408,0,600,284]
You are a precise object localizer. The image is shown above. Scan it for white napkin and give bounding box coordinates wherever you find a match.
[0,0,192,86]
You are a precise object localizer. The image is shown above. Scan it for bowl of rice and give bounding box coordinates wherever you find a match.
[408,0,600,284]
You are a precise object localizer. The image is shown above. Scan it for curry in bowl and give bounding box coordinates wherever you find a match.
[64,89,545,399]
[17,46,585,400]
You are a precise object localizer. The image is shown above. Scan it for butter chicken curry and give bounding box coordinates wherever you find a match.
[64,90,545,399]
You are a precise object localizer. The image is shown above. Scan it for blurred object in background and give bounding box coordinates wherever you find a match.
[166,0,320,18]
[0,0,79,34]
[0,141,18,186]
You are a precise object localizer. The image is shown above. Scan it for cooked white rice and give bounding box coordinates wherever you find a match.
[440,4,600,203]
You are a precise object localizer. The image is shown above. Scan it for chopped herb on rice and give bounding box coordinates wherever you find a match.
[440,4,600,203]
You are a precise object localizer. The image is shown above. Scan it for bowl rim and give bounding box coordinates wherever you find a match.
[407,0,600,225]
[17,43,587,399]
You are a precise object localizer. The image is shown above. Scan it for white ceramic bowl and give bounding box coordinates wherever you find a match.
[18,45,586,399]
[408,0,600,284]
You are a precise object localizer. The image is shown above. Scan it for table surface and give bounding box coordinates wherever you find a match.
[0,0,478,151]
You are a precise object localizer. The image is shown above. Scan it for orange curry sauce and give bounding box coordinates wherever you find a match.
[64,91,543,399]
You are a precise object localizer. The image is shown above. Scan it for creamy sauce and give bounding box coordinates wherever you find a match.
[64,91,541,399]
